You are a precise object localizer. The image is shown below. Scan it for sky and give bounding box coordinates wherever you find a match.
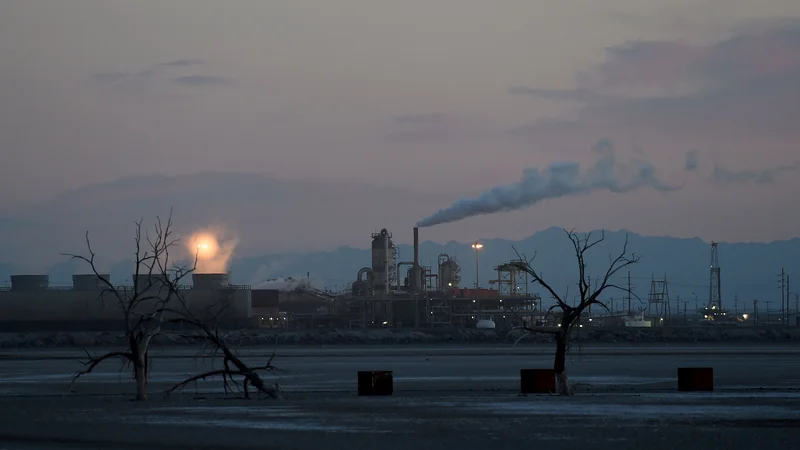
[1,0,800,267]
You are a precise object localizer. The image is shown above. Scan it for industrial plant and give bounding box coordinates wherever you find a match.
[0,227,542,330]
[1,227,796,330]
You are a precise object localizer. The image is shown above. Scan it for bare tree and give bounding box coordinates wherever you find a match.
[63,211,195,401]
[510,229,640,396]
[166,295,283,399]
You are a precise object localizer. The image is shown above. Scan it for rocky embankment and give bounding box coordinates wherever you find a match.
[1,326,800,348]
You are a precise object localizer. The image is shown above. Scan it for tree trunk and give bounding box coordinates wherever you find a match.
[133,349,148,401]
[553,332,572,396]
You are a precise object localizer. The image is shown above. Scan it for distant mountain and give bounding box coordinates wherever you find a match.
[4,227,795,315]
[0,171,451,270]
[223,227,799,313]
[0,172,798,314]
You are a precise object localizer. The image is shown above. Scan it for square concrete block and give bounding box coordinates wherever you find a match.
[677,367,714,392]
[520,368,556,394]
[358,370,393,396]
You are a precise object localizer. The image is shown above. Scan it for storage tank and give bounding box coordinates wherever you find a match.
[10,274,49,291]
[437,254,461,289]
[132,273,169,290]
[192,272,231,289]
[72,273,110,290]
[371,228,395,295]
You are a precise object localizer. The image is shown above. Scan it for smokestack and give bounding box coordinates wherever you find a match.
[413,227,419,268]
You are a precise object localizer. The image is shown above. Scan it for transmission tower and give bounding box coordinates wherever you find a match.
[647,274,670,319]
[707,242,722,312]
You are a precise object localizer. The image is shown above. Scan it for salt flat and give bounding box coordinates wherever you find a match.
[0,344,799,449]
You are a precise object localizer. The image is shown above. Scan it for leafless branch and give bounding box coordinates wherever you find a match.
[70,350,133,391]
[508,228,642,396]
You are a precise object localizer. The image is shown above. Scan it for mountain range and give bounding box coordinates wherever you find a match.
[0,172,797,315]
[1,226,797,315]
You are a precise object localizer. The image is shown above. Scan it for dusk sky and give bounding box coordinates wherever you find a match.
[2,1,800,267]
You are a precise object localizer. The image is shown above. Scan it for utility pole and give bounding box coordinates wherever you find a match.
[683,299,688,320]
[733,294,739,316]
[676,294,681,317]
[795,293,799,325]
[786,275,791,317]
[753,299,758,326]
[778,269,786,325]
[627,271,632,315]
[587,276,592,316]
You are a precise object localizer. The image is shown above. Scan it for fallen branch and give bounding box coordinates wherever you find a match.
[70,350,132,391]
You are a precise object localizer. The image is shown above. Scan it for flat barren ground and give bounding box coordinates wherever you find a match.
[1,344,799,449]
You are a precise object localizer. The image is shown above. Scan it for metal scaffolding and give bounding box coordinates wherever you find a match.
[491,260,529,297]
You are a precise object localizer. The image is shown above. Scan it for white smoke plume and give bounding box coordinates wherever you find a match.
[185,226,237,273]
[253,276,318,291]
[690,149,798,183]
[417,139,679,228]
[712,162,800,183]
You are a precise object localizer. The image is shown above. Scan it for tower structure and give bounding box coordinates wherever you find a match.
[647,274,670,318]
[491,261,529,297]
[708,242,722,311]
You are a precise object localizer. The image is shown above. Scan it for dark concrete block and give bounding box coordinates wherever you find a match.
[677,367,714,392]
[358,370,393,396]
[520,368,556,394]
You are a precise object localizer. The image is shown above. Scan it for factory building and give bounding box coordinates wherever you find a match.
[0,272,252,331]
[289,227,543,330]
[0,226,543,331]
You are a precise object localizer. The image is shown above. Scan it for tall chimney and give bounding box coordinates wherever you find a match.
[413,227,419,268]
[412,226,422,292]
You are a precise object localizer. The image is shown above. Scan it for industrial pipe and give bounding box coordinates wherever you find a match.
[397,262,414,289]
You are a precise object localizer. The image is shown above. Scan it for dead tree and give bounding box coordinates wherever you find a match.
[163,297,284,400]
[63,211,195,401]
[510,229,640,396]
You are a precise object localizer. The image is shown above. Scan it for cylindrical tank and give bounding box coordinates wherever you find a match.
[476,319,496,329]
[192,272,231,289]
[438,259,460,289]
[72,273,110,290]
[10,274,49,291]
[132,273,169,290]
[371,228,394,294]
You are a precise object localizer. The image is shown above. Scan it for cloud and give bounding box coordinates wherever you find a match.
[92,72,130,83]
[685,150,699,171]
[172,75,233,86]
[383,113,479,143]
[511,20,800,103]
[507,19,800,174]
[90,59,230,89]
[507,86,601,102]
[159,59,205,66]
[393,113,450,124]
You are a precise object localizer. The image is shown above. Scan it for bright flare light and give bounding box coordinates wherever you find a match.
[186,228,238,273]
[190,233,219,260]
